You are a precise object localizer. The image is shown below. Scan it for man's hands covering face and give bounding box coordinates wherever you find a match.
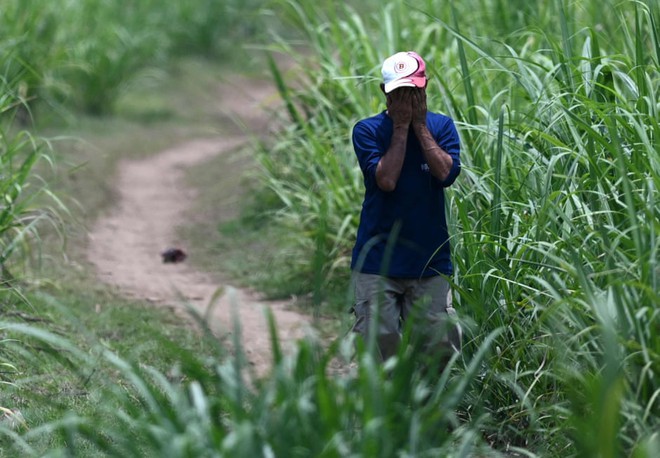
[411,88,427,126]
[388,88,413,127]
[388,88,427,128]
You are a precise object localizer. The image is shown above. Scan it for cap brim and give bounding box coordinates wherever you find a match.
[383,76,427,93]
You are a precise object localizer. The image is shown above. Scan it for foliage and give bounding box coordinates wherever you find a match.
[0,71,62,285]
[0,314,508,457]
[1,0,659,456]
[0,62,66,454]
[0,0,269,117]
[254,0,660,455]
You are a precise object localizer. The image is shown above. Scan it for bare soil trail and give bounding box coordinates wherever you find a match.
[86,79,312,376]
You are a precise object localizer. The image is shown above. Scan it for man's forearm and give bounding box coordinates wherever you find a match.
[376,125,409,192]
[413,123,453,181]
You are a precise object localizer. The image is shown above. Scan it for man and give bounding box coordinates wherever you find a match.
[350,51,462,368]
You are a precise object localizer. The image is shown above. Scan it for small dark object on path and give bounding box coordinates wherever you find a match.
[161,248,187,263]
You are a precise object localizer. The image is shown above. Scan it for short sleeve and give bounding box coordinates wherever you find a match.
[352,120,384,187]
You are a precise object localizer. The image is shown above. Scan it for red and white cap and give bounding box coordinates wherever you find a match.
[381,51,427,93]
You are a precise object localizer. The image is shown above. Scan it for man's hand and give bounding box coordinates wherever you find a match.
[387,88,413,127]
[411,88,427,127]
[378,88,414,192]
[412,89,454,182]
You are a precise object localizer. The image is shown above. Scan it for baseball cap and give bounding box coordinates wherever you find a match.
[381,51,427,93]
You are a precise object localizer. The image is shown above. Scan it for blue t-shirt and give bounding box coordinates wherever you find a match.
[351,110,461,278]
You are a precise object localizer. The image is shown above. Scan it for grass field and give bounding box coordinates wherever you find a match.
[1,0,659,456]
[0,55,235,455]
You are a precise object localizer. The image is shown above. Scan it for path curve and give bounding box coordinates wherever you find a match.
[86,81,311,376]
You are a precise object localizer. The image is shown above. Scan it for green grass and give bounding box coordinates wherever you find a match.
[244,0,660,455]
[0,223,225,456]
[1,0,659,456]
[0,56,262,455]
[0,0,271,119]
[0,59,242,457]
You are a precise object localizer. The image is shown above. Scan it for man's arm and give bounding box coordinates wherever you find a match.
[375,125,408,192]
[375,89,413,192]
[411,89,454,182]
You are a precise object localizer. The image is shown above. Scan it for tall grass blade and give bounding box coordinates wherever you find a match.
[451,2,477,127]
[490,107,505,242]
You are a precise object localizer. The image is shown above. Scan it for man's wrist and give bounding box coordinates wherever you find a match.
[412,121,427,131]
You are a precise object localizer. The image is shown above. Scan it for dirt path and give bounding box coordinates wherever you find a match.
[86,80,311,376]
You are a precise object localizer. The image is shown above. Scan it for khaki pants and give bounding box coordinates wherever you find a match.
[351,272,461,365]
